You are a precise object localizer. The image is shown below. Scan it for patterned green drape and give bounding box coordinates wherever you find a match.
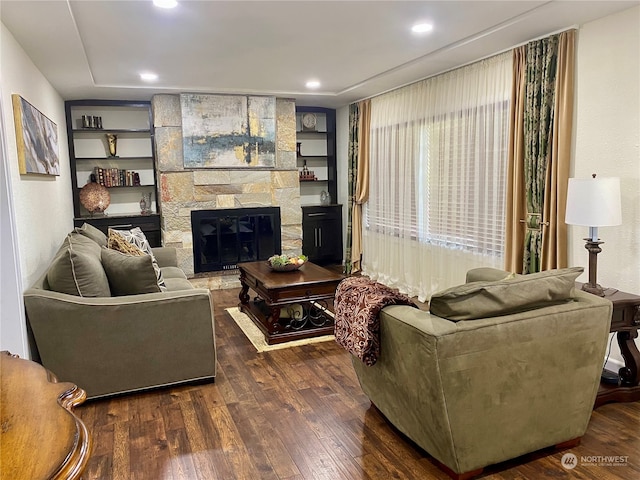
[522,35,559,274]
[343,103,360,275]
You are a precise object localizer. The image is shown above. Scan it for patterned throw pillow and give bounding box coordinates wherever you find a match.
[107,228,166,291]
[107,227,150,253]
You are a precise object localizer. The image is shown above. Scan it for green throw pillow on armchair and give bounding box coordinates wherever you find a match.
[430,267,584,321]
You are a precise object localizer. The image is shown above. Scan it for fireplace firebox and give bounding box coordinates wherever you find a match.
[191,207,281,273]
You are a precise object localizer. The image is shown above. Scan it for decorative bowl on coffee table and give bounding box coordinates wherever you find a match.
[267,254,308,272]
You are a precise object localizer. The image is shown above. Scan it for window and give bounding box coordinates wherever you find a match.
[419,101,509,255]
[362,52,512,300]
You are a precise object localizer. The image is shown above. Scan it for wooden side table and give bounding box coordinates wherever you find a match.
[594,288,640,408]
[0,351,91,479]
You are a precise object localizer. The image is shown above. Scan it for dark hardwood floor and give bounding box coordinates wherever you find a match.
[77,287,640,479]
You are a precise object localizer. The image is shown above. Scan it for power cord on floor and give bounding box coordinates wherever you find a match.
[603,333,615,369]
[601,334,619,384]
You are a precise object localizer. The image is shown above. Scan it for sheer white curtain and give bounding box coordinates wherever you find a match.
[362,52,512,302]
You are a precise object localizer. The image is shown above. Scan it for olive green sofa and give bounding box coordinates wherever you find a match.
[350,267,612,479]
[24,225,216,400]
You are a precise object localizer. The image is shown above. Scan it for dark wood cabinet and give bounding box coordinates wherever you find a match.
[302,205,343,265]
[65,100,161,246]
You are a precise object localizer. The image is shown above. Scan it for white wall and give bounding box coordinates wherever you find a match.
[572,6,640,368]
[0,23,74,357]
[0,93,26,356]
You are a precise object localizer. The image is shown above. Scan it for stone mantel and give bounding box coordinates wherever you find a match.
[152,94,302,286]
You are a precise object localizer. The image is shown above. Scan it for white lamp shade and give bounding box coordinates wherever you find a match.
[565,176,622,227]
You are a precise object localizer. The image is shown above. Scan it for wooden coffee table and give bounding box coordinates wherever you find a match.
[238,261,344,345]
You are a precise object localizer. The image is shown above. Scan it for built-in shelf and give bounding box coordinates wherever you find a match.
[75,156,154,161]
[102,184,154,189]
[72,129,151,134]
[76,212,160,221]
[296,107,341,264]
[65,99,161,245]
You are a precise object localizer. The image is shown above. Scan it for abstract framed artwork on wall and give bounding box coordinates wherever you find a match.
[11,94,60,175]
[181,93,276,169]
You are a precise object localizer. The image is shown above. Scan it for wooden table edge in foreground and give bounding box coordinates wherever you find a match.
[0,351,91,480]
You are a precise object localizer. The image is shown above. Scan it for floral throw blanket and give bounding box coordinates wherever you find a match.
[334,277,415,366]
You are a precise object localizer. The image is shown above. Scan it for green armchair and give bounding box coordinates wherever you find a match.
[350,267,612,479]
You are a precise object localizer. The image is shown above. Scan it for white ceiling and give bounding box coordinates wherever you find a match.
[2,0,638,108]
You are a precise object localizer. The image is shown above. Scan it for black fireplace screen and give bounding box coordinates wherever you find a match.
[191,207,281,273]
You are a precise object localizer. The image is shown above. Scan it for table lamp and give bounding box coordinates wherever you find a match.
[565,174,622,296]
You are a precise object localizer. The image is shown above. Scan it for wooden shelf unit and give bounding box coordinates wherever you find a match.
[296,107,342,265]
[65,99,161,246]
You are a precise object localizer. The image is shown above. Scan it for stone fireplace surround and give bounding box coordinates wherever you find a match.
[152,94,302,290]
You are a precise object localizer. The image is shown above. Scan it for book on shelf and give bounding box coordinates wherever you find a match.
[93,167,140,187]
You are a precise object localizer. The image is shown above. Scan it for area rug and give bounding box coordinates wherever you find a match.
[226,307,335,353]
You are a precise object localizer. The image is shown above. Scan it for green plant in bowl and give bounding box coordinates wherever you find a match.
[268,254,308,271]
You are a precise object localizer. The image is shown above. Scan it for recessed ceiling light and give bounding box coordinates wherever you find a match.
[305,80,321,89]
[153,0,178,8]
[140,72,159,82]
[412,23,434,34]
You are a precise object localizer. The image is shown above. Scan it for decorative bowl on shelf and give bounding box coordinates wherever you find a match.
[267,254,308,272]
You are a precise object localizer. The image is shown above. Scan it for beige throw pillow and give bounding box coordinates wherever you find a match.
[108,229,146,256]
